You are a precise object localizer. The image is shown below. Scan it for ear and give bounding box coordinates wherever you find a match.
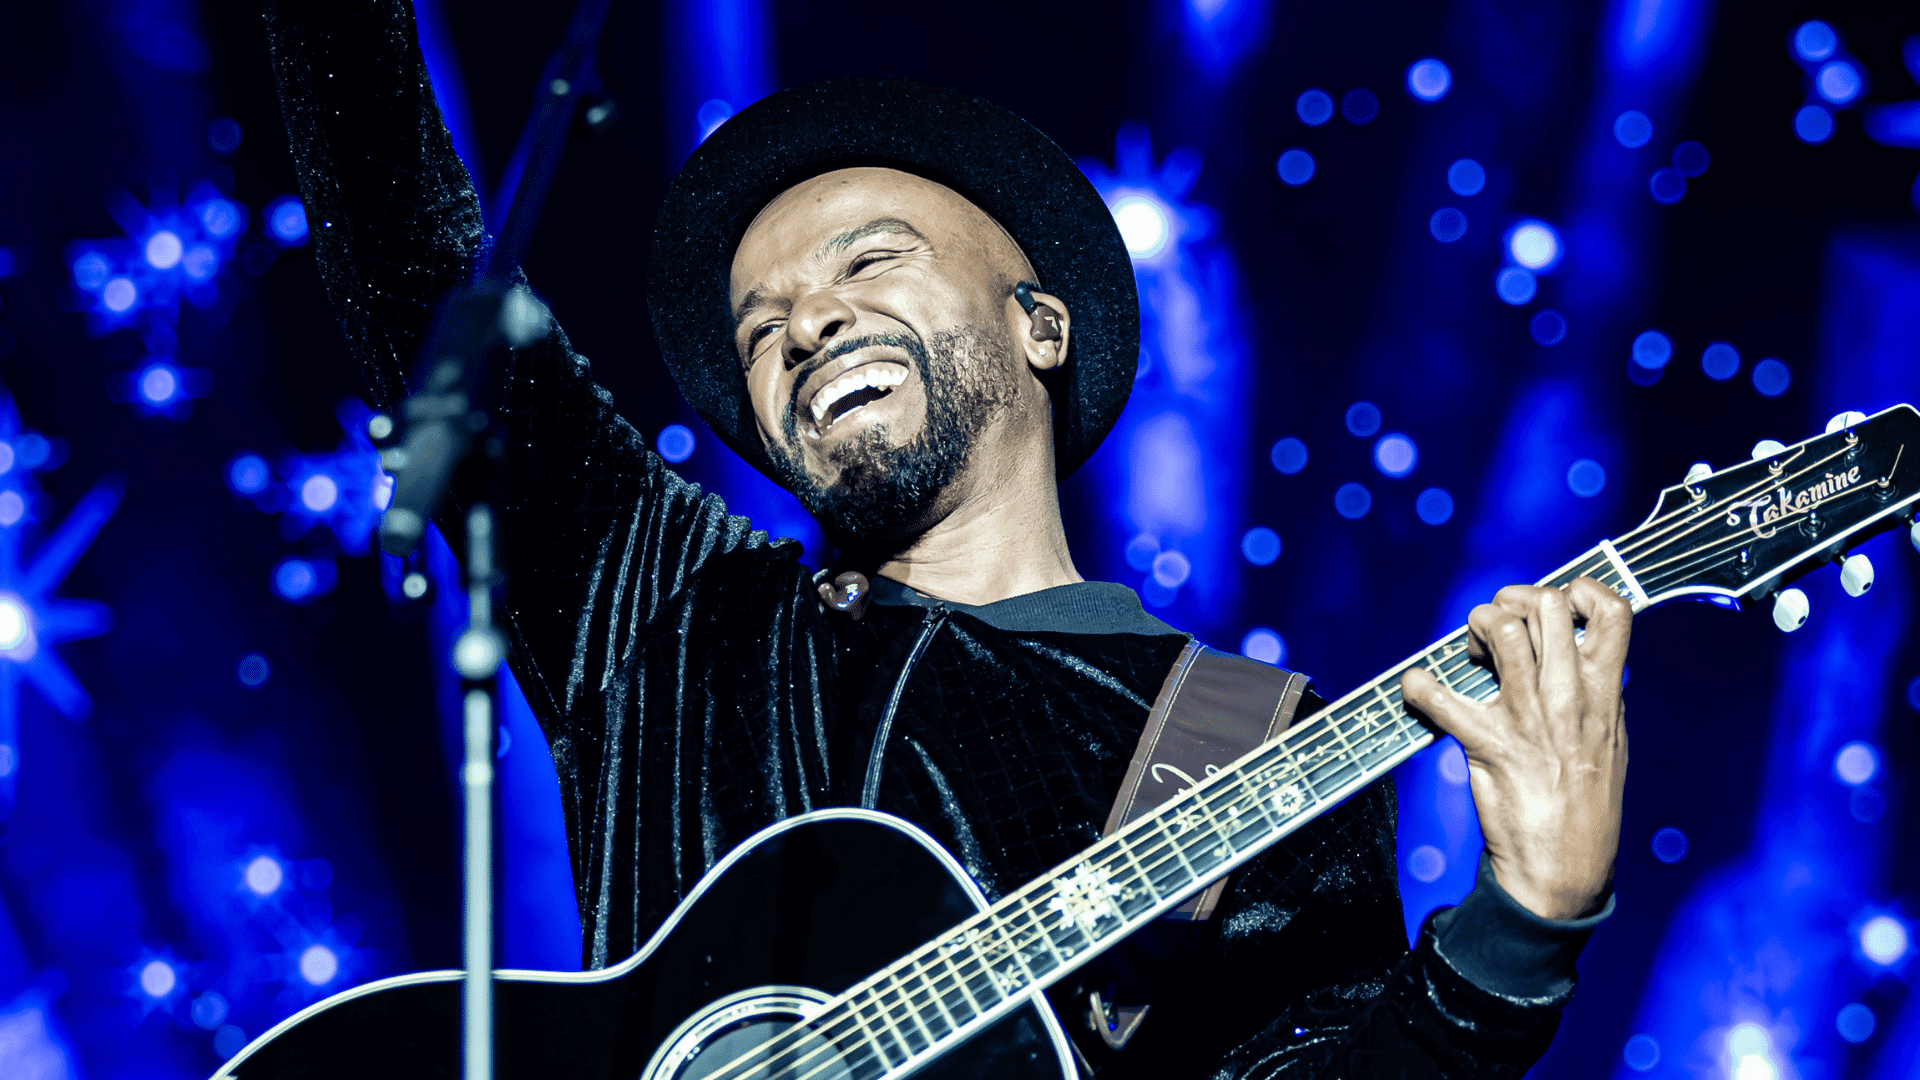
[1005,287,1071,373]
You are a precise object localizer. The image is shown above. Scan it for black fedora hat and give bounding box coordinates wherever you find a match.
[647,77,1139,481]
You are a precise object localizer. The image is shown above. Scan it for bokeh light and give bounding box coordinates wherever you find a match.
[1269,437,1308,474]
[1672,141,1710,177]
[138,363,180,406]
[1567,458,1606,497]
[267,197,310,246]
[1649,168,1687,204]
[1632,330,1672,369]
[1436,740,1469,783]
[696,98,733,142]
[102,277,137,313]
[1112,195,1172,258]
[1530,309,1567,345]
[237,653,270,687]
[1373,433,1418,477]
[1276,149,1316,186]
[1341,88,1379,124]
[1794,20,1837,62]
[1506,220,1560,270]
[657,423,696,463]
[1614,110,1653,148]
[1623,1034,1660,1072]
[1151,549,1192,588]
[228,454,269,495]
[1406,59,1451,101]
[298,943,339,986]
[1836,1003,1875,1044]
[1816,61,1861,105]
[208,116,243,154]
[1415,488,1453,524]
[1240,526,1281,565]
[1752,357,1791,397]
[1860,915,1909,966]
[1296,89,1333,126]
[144,230,183,270]
[244,855,284,897]
[1334,482,1372,519]
[1447,158,1485,196]
[1652,827,1688,863]
[1834,741,1878,786]
[138,959,177,999]
[1429,207,1467,242]
[299,474,339,513]
[1345,402,1381,436]
[1795,105,1834,143]
[1407,845,1445,883]
[1494,267,1536,305]
[1240,627,1285,665]
[273,559,319,601]
[1701,341,1740,380]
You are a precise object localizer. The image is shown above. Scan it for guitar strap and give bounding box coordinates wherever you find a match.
[1084,640,1316,1052]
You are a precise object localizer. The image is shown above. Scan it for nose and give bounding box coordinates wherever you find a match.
[783,288,856,365]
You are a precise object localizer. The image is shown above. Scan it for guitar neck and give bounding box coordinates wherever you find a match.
[734,544,1640,1080]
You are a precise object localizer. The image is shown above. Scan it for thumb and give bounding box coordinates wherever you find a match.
[1401,666,1491,746]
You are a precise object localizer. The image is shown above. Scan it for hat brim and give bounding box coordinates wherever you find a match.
[647,77,1138,481]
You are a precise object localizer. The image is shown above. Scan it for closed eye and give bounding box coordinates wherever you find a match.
[747,320,783,356]
[845,249,909,277]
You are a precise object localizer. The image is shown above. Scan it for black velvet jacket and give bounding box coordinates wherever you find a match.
[262,4,1602,1075]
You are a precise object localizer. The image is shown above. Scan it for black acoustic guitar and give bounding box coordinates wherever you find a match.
[216,405,1920,1080]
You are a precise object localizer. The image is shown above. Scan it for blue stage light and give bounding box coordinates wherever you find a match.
[1816,61,1861,105]
[1446,158,1485,196]
[696,98,733,143]
[1860,916,1909,965]
[245,854,285,897]
[1834,741,1879,785]
[656,423,696,463]
[1795,105,1834,143]
[137,363,179,406]
[1649,167,1687,203]
[182,245,219,281]
[1373,433,1418,477]
[1530,310,1568,345]
[1614,110,1653,148]
[1836,1003,1875,1043]
[1151,549,1191,588]
[72,251,109,290]
[1631,330,1672,369]
[1124,534,1158,571]
[267,197,310,245]
[237,653,270,687]
[208,116,243,154]
[1726,1025,1778,1080]
[1429,208,1467,242]
[228,454,269,495]
[1672,140,1710,176]
[0,597,32,657]
[199,197,243,238]
[1334,482,1372,519]
[214,1025,248,1059]
[1240,526,1281,566]
[144,230,183,270]
[1341,89,1379,125]
[1866,102,1920,148]
[1269,437,1308,474]
[1416,488,1453,525]
[1406,59,1451,102]
[1506,220,1561,271]
[102,278,137,313]
[1436,739,1468,783]
[1701,341,1740,380]
[1566,458,1606,497]
[1494,267,1536,305]
[1851,787,1886,823]
[1794,20,1837,62]
[1276,149,1315,186]
[1623,1034,1660,1071]
[1296,90,1334,126]
[1111,194,1173,258]
[299,943,340,986]
[1240,627,1285,665]
[138,959,178,1000]
[1651,826,1688,862]
[1407,845,1445,883]
[299,474,339,513]
[273,559,318,601]
[1909,674,1920,711]
[1344,402,1381,437]
[1752,357,1791,396]
[190,991,229,1030]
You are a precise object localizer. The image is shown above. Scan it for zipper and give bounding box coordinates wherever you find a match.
[861,605,949,809]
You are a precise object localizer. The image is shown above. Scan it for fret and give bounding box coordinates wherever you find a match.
[876,976,936,1054]
[852,993,911,1068]
[916,950,974,1029]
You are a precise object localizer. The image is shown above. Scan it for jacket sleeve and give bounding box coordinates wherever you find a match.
[1082,781,1601,1079]
[259,0,793,731]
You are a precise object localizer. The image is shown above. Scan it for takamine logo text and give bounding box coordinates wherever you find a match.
[1742,465,1863,538]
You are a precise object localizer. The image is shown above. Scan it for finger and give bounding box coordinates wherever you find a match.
[1478,609,1545,719]
[1493,584,1554,659]
[1401,666,1495,747]
[1464,602,1510,666]
[1531,587,1579,707]
[1566,576,1633,673]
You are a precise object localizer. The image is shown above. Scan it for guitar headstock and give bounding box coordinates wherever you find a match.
[1610,404,1920,626]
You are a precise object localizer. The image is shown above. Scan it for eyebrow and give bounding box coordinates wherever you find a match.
[733,218,927,330]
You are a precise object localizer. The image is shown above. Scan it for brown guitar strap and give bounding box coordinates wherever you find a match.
[1085,640,1315,1051]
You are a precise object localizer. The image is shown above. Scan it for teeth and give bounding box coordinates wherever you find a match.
[810,364,907,427]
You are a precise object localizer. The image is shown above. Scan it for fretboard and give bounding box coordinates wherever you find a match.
[711,544,1643,1080]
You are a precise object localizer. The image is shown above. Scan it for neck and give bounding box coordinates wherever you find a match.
[872,443,1081,607]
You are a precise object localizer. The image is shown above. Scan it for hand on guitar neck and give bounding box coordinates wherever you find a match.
[1401,577,1633,921]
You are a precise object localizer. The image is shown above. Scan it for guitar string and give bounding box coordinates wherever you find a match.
[702,556,1621,1080]
[1628,479,1896,595]
[1608,444,1830,561]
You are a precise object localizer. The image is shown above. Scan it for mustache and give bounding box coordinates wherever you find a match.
[783,332,926,432]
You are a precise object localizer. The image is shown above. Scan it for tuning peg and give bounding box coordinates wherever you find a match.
[1752,439,1787,461]
[1772,588,1810,632]
[1826,410,1868,434]
[1684,462,1713,486]
[1837,554,1874,596]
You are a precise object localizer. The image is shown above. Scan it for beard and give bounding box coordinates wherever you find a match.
[766,326,1018,551]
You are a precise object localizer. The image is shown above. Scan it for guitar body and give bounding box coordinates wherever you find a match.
[218,810,1075,1080]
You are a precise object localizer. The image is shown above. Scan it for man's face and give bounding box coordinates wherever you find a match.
[730,168,1054,548]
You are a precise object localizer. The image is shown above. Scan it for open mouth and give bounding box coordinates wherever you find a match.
[806,362,908,436]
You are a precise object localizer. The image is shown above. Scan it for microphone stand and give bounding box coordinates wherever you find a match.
[374,2,613,1077]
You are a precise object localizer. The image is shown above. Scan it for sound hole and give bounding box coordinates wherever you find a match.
[670,1011,853,1080]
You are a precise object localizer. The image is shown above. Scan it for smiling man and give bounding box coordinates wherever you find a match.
[265,3,1630,1077]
